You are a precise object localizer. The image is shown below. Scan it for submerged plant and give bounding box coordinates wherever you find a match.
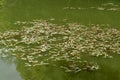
[0,20,120,73]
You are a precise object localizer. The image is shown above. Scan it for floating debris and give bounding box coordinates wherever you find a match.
[107,8,119,11]
[63,3,120,12]
[49,18,55,21]
[0,20,120,73]
[63,7,86,10]
[101,3,119,7]
[97,7,105,10]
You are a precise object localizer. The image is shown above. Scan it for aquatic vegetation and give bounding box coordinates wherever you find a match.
[101,3,119,7]
[0,20,120,73]
[63,2,120,11]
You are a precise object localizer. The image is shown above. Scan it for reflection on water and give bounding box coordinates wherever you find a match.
[0,57,21,80]
[1,53,120,80]
[14,56,120,80]
[0,0,120,80]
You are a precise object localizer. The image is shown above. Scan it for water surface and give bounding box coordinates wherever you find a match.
[0,0,120,80]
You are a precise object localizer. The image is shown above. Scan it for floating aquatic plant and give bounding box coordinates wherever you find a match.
[63,2,120,11]
[0,20,120,73]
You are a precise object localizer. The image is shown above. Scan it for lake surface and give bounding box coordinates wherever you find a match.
[0,57,21,80]
[0,0,120,80]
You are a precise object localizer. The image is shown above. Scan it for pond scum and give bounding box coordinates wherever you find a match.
[0,20,120,73]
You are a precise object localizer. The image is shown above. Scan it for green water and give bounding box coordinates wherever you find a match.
[0,0,120,80]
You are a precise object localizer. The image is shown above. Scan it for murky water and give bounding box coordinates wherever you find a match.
[0,0,120,80]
